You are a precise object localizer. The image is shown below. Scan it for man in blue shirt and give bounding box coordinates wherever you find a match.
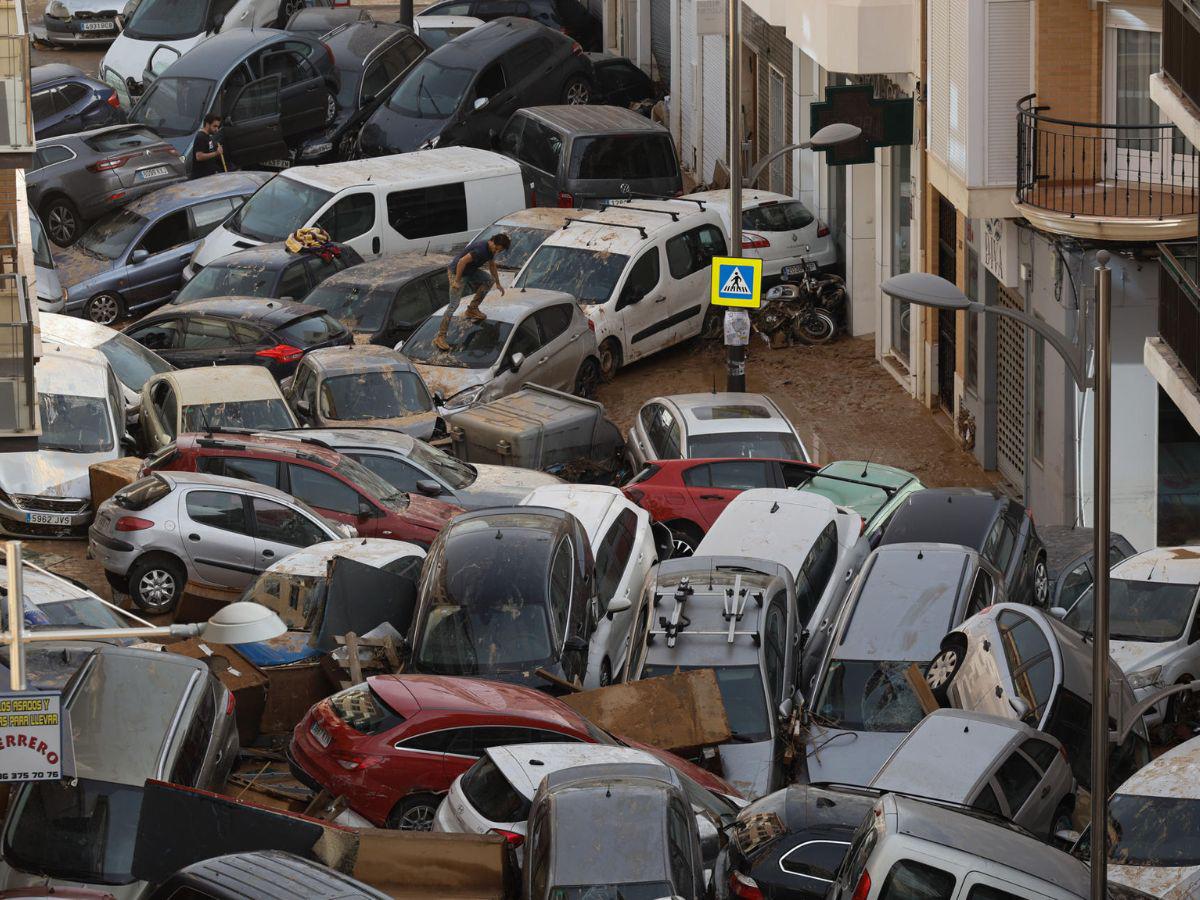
[433,233,510,351]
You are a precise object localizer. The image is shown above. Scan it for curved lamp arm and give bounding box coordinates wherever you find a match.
[966,302,1092,390]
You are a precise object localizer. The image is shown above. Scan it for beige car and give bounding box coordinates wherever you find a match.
[139,365,298,452]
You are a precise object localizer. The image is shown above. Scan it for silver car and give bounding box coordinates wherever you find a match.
[43,0,121,45]
[396,288,600,412]
[89,471,354,613]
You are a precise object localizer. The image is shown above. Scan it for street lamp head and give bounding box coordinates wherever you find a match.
[881,272,972,311]
[810,122,863,149]
[200,602,286,645]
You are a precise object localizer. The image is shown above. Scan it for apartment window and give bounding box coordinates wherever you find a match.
[1033,327,1045,464]
[966,243,980,393]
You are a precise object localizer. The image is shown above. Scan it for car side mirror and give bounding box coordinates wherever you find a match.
[166,290,179,304]
[211,11,225,30]
[1009,696,1032,720]
[605,595,631,621]
[432,390,445,406]
[564,635,588,654]
[1055,829,1081,849]
[473,96,489,111]
[120,433,138,453]
[130,249,149,265]
[868,529,883,550]
[415,478,443,497]
[778,698,793,720]
[295,399,311,417]
[394,339,405,352]
[362,92,376,105]
[1049,606,1067,620]
[357,497,376,520]
[509,351,525,373]
[695,815,720,862]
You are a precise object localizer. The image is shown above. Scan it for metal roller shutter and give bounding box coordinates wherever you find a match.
[650,0,671,83]
[995,283,1026,487]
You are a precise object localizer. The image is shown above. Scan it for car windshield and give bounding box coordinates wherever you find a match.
[419,26,471,49]
[175,264,274,301]
[569,134,678,180]
[1106,793,1200,867]
[30,215,53,269]
[412,590,554,675]
[131,77,215,137]
[99,333,173,392]
[320,371,433,421]
[474,224,555,271]
[242,571,327,631]
[403,315,513,369]
[123,0,210,39]
[1065,578,1199,642]
[20,596,130,631]
[802,476,891,523]
[387,57,473,118]
[77,208,148,260]
[551,885,674,900]
[407,438,475,489]
[228,177,334,243]
[516,245,629,305]
[304,281,394,332]
[3,779,143,885]
[814,659,926,732]
[39,393,113,453]
[688,431,804,460]
[181,399,296,433]
[642,663,771,742]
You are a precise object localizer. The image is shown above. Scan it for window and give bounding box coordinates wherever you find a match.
[967,886,1026,900]
[318,193,376,243]
[288,465,362,516]
[138,211,191,255]
[743,201,814,232]
[534,304,573,343]
[353,453,423,492]
[994,750,1040,813]
[185,490,249,534]
[640,403,665,448]
[597,60,651,97]
[570,134,678,180]
[762,599,786,702]
[362,39,424,102]
[973,782,1003,815]
[617,250,660,310]
[879,859,956,900]
[664,225,727,279]
[983,516,1018,572]
[661,411,681,458]
[1020,738,1059,771]
[968,569,994,615]
[130,319,183,351]
[473,62,506,102]
[251,497,327,546]
[507,316,541,359]
[201,455,281,489]
[303,254,344,288]
[36,145,73,168]
[190,198,234,238]
[549,539,573,636]
[1059,561,1093,610]
[779,840,848,881]
[390,280,436,328]
[511,116,562,174]
[798,522,839,621]
[58,82,88,106]
[181,317,233,350]
[528,810,550,900]
[397,729,456,752]
[682,464,710,488]
[261,50,310,83]
[229,76,280,122]
[666,801,695,897]
[387,184,467,239]
[595,510,638,604]
[31,90,55,122]
[170,686,215,786]
[708,460,771,490]
[277,262,311,300]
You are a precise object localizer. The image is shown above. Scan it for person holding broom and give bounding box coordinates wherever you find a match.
[192,113,225,177]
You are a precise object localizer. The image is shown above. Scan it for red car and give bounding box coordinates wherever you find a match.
[622,457,819,553]
[141,432,462,547]
[289,674,738,829]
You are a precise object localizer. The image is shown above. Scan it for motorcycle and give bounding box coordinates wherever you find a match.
[755,258,846,345]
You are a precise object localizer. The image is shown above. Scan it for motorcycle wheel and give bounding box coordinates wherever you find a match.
[794,308,837,345]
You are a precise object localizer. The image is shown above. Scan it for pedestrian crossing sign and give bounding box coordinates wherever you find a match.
[711,256,762,308]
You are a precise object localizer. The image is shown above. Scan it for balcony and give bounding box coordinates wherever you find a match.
[742,0,916,76]
[0,5,34,164]
[1013,95,1198,242]
[0,274,38,438]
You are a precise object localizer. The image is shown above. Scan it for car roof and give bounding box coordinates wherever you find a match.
[162,28,296,77]
[316,252,453,288]
[434,287,578,322]
[303,345,418,375]
[286,427,417,454]
[491,207,592,231]
[685,189,801,209]
[839,544,975,660]
[32,64,88,86]
[871,710,1032,800]
[368,674,587,729]
[157,365,283,404]
[490,742,660,800]
[696,489,853,568]
[283,147,519,191]
[518,104,669,134]
[518,484,627,542]
[126,171,272,216]
[262,538,423,578]
[325,20,411,63]
[205,242,303,270]
[880,487,1006,550]
[157,469,316,507]
[539,200,719,255]
[166,296,324,326]
[662,392,790,435]
[1112,547,1200,585]
[182,430,343,467]
[1115,732,1200,799]
[428,15,552,61]
[35,344,111,396]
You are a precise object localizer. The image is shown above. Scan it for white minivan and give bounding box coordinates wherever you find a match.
[513,200,728,380]
[187,147,525,275]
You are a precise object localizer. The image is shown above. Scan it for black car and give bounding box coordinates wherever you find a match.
[589,52,659,109]
[877,487,1050,607]
[301,251,452,346]
[130,28,337,171]
[297,21,429,163]
[715,783,880,900]
[421,0,600,50]
[124,296,352,378]
[407,506,598,693]
[172,241,363,305]
[358,17,596,156]
[31,64,125,138]
[1039,525,1137,613]
[285,5,373,36]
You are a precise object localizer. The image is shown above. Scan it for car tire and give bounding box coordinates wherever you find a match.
[562,75,594,105]
[388,793,440,831]
[84,292,124,326]
[1032,553,1049,607]
[925,636,967,703]
[42,196,82,247]
[128,553,186,614]
[574,357,601,399]
[666,521,703,557]
[598,338,622,382]
[1166,675,1197,737]
[1050,799,1075,839]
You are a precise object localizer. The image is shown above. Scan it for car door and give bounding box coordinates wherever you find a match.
[501,115,562,207]
[316,192,380,258]
[285,462,374,535]
[462,60,512,147]
[249,495,332,570]
[262,47,328,142]
[121,211,196,311]
[140,378,179,451]
[277,259,314,301]
[172,316,240,368]
[616,247,665,362]
[391,728,456,791]
[687,460,773,529]
[180,489,258,588]
[347,451,430,495]
[592,508,642,677]
[500,314,545,395]
[663,223,725,344]
[993,745,1053,833]
[531,304,578,390]
[221,75,290,168]
[381,277,438,346]
[127,318,186,366]
[31,88,62,137]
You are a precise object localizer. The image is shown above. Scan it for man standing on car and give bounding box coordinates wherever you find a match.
[192,114,225,178]
[433,233,510,351]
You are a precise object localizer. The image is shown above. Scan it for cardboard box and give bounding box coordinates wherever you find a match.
[260,659,335,737]
[336,830,511,900]
[561,668,731,754]
[168,638,268,744]
[88,456,144,510]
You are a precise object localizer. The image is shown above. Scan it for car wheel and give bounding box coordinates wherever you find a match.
[388,793,440,831]
[667,521,703,557]
[574,357,601,399]
[1050,799,1075,839]
[925,638,966,703]
[599,658,613,686]
[598,338,622,382]
[84,292,123,326]
[1032,554,1049,607]
[562,75,593,105]
[42,196,81,247]
[128,553,186,614]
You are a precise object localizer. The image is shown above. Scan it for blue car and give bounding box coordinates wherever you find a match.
[56,172,271,325]
[31,64,125,139]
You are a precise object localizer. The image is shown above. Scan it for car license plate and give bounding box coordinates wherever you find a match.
[137,165,171,181]
[82,21,114,30]
[310,722,331,747]
[782,263,806,276]
[24,512,72,526]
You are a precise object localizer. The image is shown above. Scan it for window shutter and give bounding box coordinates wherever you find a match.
[927,0,950,167]
[985,0,1033,186]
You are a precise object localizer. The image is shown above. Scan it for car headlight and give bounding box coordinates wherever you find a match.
[301,141,333,159]
[444,384,484,409]
[1126,666,1162,690]
[46,1,71,19]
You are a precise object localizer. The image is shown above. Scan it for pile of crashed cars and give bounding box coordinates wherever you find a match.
[11,4,1200,900]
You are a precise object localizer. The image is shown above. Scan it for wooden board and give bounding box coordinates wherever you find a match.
[332,830,511,900]
[560,669,731,754]
[88,456,144,510]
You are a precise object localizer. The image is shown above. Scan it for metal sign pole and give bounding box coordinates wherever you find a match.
[724,0,745,392]
[6,541,24,692]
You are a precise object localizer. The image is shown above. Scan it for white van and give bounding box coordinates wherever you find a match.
[187,147,525,275]
[513,200,728,380]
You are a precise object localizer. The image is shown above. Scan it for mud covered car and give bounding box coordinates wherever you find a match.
[470,207,590,288]
[172,241,363,304]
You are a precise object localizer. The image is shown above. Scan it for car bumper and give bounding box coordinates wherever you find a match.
[287,732,393,827]
[36,294,65,314]
[88,524,138,576]
[0,498,91,538]
[43,17,119,42]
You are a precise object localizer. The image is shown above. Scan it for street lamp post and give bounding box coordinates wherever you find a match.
[882,250,1112,895]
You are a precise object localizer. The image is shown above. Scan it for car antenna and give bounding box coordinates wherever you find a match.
[861,447,876,478]
[201,406,215,438]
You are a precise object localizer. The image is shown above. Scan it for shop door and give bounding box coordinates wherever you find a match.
[937,196,957,412]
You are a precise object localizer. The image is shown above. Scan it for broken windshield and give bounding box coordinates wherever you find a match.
[320,371,433,421]
[814,659,925,732]
[403,316,514,369]
[174,264,274,302]
[516,245,629,304]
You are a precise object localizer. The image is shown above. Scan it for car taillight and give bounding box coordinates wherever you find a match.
[585,318,595,331]
[817,225,830,237]
[256,344,304,363]
[851,871,872,900]
[106,92,120,109]
[742,232,770,250]
[570,40,582,55]
[557,191,575,208]
[729,871,764,900]
[226,693,236,716]
[115,516,154,532]
[488,828,525,847]
[88,155,130,172]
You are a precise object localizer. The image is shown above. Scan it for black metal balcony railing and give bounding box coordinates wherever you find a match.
[1164,0,1200,111]
[1016,94,1199,222]
[1160,240,1200,385]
